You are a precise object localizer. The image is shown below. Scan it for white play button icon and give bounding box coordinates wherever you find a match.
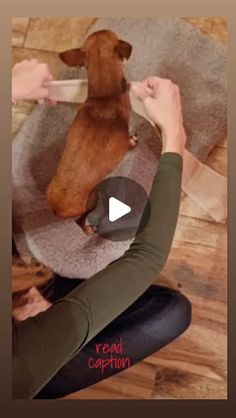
[109,197,131,222]
[85,176,150,241]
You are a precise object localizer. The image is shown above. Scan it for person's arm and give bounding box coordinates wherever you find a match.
[13,77,186,399]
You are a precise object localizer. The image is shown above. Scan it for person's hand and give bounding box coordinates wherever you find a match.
[12,59,54,103]
[131,76,186,155]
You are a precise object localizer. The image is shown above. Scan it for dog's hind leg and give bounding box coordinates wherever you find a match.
[76,188,99,236]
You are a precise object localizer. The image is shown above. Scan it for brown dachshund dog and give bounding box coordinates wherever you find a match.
[46,30,137,234]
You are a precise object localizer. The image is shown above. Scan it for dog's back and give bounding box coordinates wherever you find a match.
[47,30,133,220]
[47,93,130,218]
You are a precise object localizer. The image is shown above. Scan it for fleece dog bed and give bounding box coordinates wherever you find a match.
[12,18,227,278]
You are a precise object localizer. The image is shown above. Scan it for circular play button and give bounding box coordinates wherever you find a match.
[85,176,151,242]
[109,197,131,222]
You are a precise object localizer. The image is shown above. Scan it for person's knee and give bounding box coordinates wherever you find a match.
[141,286,192,346]
[170,289,192,335]
[159,287,192,343]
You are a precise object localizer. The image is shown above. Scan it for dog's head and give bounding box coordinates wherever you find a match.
[59,29,132,69]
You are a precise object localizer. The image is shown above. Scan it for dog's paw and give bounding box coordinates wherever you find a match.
[129,132,138,149]
[82,224,97,236]
[76,216,98,236]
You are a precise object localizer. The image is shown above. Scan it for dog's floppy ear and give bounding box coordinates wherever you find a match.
[59,48,86,67]
[114,40,132,60]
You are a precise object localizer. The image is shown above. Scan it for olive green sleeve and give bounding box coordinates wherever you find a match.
[13,152,183,399]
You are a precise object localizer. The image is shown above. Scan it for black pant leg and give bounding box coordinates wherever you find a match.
[35,284,191,399]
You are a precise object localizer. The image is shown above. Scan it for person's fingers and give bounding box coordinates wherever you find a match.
[42,79,51,88]
[35,87,50,100]
[146,75,173,86]
[25,59,40,68]
[146,76,176,98]
[131,82,152,100]
[13,60,28,69]
[46,73,54,81]
[39,62,50,73]
[38,98,58,106]
[45,98,58,106]
[146,76,162,88]
[141,80,155,96]
[141,78,152,89]
[44,72,54,83]
[38,63,54,82]
[140,78,156,91]
[13,62,21,68]
[140,77,160,98]
[29,58,39,65]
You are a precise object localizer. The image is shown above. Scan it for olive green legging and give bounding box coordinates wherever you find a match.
[13,152,183,399]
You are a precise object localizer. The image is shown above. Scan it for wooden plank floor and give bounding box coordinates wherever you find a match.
[12,18,227,400]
